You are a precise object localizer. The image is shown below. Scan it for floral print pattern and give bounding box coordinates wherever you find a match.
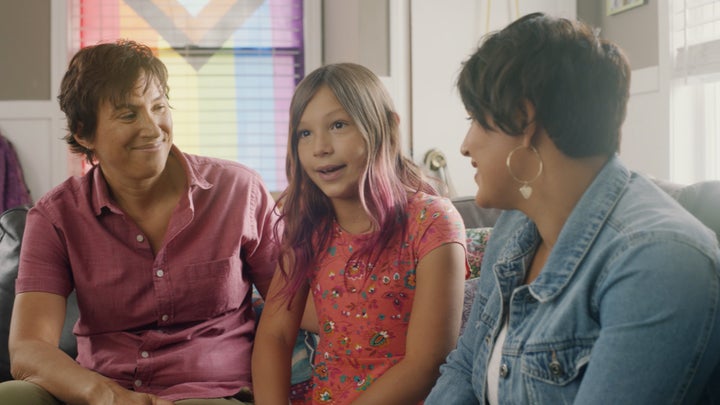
[465,227,492,279]
[307,193,466,404]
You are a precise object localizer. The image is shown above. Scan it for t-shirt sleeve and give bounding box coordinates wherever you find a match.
[412,195,467,261]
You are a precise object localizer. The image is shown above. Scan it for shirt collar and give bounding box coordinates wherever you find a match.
[90,144,213,216]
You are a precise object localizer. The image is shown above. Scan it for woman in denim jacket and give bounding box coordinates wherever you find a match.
[426,13,720,405]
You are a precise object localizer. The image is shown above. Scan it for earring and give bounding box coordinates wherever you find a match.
[506,145,543,199]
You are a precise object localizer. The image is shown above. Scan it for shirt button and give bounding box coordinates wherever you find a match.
[134,379,142,387]
[549,360,563,376]
[499,363,509,378]
[140,351,149,358]
[161,314,169,322]
[156,269,164,277]
[136,234,144,243]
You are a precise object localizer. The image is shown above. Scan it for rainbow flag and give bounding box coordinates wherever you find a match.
[74,0,303,191]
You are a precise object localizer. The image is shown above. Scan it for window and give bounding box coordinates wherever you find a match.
[69,0,304,191]
[671,0,720,182]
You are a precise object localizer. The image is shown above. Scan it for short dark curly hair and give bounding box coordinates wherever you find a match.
[457,13,631,158]
[57,39,169,164]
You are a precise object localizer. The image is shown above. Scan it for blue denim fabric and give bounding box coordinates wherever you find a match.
[427,157,720,405]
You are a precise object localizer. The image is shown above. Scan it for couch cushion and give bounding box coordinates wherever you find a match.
[674,181,720,242]
[452,197,502,229]
[461,227,493,336]
[466,227,492,279]
[651,178,720,243]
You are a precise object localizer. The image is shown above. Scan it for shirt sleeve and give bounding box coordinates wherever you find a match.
[242,174,280,288]
[412,195,467,261]
[573,240,720,404]
[16,205,73,296]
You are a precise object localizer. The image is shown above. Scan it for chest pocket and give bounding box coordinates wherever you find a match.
[173,255,246,321]
[521,343,592,403]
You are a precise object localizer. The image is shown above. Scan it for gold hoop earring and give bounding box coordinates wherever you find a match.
[506,145,543,199]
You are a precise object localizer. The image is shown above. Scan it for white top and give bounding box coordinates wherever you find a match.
[487,319,509,405]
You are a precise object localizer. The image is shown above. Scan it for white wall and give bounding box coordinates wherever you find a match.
[0,0,72,202]
[409,0,477,198]
[617,0,671,181]
[410,0,576,197]
[621,65,670,180]
[588,0,672,181]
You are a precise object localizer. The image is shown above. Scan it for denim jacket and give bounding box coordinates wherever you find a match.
[427,157,720,405]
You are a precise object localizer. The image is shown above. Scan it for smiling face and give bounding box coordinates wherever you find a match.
[77,73,173,188]
[296,85,368,204]
[460,118,524,209]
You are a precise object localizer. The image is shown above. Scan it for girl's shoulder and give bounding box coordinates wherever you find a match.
[406,192,463,223]
[405,192,466,238]
[407,191,455,212]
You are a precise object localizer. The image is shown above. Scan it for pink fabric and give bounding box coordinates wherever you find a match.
[308,193,466,404]
[15,146,279,401]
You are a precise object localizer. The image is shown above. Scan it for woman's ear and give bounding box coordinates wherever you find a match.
[73,124,92,150]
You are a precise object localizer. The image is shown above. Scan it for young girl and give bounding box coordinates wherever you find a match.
[252,63,468,405]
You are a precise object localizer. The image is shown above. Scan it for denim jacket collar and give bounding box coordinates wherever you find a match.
[496,155,630,303]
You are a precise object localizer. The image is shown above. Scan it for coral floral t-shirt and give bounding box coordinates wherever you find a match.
[309,192,466,404]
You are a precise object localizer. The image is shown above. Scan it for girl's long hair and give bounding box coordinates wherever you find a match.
[275,63,437,301]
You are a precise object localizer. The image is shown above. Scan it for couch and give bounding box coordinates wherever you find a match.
[1,177,719,400]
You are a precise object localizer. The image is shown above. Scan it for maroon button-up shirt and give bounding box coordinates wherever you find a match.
[16,146,278,401]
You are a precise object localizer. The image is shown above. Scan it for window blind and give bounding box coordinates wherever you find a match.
[673,0,720,78]
[69,0,304,191]
[671,0,720,182]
